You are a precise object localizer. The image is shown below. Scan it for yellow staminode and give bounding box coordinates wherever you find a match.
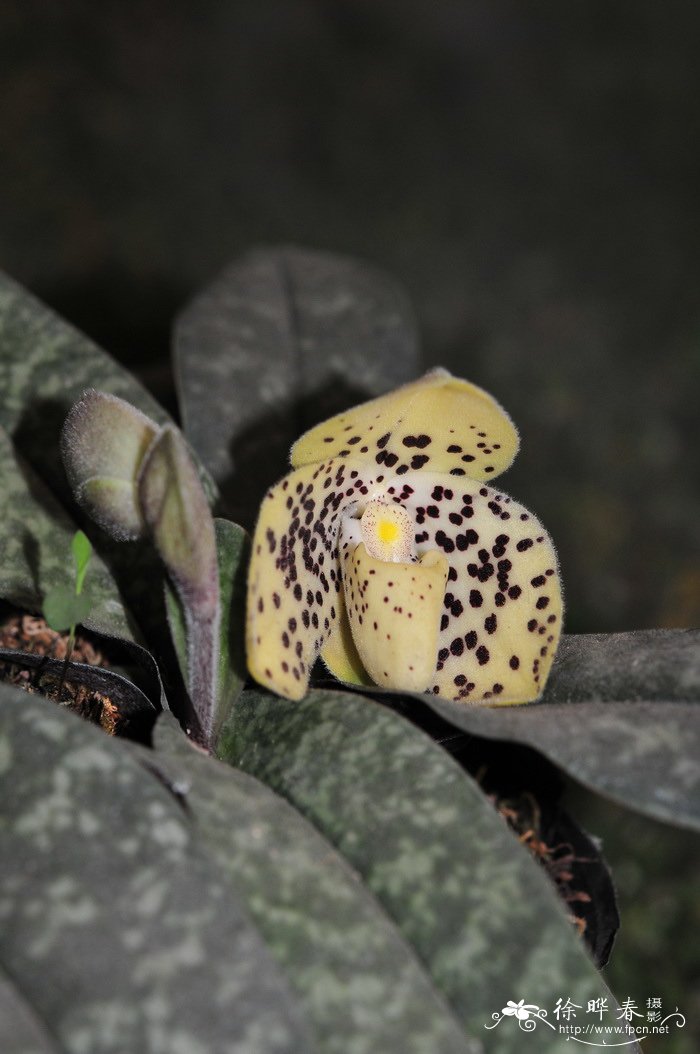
[378,520,399,544]
[360,501,415,563]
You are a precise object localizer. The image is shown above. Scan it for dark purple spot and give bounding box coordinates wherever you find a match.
[435,530,455,553]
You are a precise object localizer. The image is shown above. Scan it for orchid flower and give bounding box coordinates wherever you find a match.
[246,369,562,703]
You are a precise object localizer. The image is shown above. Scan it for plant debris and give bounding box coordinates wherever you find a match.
[490,787,593,937]
[0,610,121,734]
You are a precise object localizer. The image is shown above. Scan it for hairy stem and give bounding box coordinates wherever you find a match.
[184,598,221,750]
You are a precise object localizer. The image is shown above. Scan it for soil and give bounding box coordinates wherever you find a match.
[0,610,121,735]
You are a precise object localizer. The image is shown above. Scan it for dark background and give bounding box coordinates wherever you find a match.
[1,2,698,1046]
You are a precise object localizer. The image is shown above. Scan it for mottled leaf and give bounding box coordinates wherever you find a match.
[364,630,700,831]
[0,271,173,490]
[0,684,311,1054]
[165,518,249,744]
[439,735,620,968]
[219,687,627,1053]
[150,714,474,1054]
[0,970,58,1054]
[543,630,700,703]
[173,246,420,525]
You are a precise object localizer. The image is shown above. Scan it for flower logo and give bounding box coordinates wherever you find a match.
[502,999,537,1020]
[246,369,562,702]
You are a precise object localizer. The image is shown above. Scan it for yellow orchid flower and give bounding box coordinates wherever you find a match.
[246,369,562,703]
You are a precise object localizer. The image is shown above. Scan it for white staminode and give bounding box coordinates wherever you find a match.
[359,500,416,563]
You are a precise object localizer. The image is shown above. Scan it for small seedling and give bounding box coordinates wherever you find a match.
[43,530,94,694]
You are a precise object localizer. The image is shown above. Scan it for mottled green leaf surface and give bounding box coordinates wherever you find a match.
[0,685,310,1054]
[151,714,474,1054]
[0,271,174,488]
[219,688,624,1054]
[165,518,250,740]
[173,247,420,526]
[413,631,700,831]
[0,970,58,1054]
[543,630,700,702]
[429,697,700,832]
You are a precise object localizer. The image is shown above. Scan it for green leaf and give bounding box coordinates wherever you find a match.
[173,247,420,526]
[165,518,250,744]
[324,629,700,831]
[0,969,57,1054]
[219,687,628,1053]
[0,272,172,491]
[407,630,700,832]
[149,713,474,1054]
[544,629,700,702]
[71,529,93,595]
[0,684,311,1054]
[42,586,93,632]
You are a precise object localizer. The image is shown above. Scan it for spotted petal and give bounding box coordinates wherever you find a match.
[246,458,378,700]
[290,368,519,481]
